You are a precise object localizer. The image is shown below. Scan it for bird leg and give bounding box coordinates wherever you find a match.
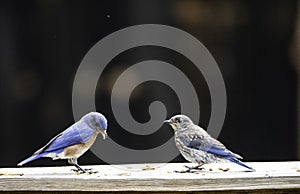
[175,164,204,173]
[73,163,87,173]
[68,158,98,174]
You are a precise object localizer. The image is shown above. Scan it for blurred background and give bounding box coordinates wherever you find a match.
[0,0,299,167]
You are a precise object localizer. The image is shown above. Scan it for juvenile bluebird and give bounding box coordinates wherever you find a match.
[18,112,108,173]
[164,115,254,172]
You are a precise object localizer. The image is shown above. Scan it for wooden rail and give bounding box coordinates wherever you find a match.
[0,161,300,193]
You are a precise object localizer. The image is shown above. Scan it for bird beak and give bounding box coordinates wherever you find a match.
[164,119,171,124]
[99,130,107,140]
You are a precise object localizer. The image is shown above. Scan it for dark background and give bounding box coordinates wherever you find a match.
[0,0,299,167]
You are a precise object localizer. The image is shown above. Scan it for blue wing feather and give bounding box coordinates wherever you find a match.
[42,125,95,153]
[187,138,232,157]
[186,136,241,159]
[198,145,232,157]
[187,138,254,171]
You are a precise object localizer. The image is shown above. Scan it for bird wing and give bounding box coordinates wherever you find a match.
[180,128,243,159]
[34,125,95,155]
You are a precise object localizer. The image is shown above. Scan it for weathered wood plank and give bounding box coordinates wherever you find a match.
[0,162,300,192]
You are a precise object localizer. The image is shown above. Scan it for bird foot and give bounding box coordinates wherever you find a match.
[174,169,191,173]
[174,165,204,173]
[71,168,98,174]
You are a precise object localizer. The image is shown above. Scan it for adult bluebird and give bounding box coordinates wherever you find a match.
[164,115,254,172]
[18,112,108,173]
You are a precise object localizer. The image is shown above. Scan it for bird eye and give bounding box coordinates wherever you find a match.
[175,117,182,123]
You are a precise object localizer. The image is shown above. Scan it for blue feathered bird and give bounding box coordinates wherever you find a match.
[18,112,108,173]
[164,114,254,172]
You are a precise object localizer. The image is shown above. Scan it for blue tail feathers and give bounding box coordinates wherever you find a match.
[17,153,46,166]
[225,157,255,171]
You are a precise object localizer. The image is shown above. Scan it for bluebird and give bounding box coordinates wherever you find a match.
[18,112,108,173]
[164,115,254,172]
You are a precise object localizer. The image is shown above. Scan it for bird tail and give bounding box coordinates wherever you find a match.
[17,153,46,166]
[226,157,255,172]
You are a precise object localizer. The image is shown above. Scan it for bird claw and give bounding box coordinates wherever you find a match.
[174,169,191,173]
[174,165,204,173]
[71,168,98,174]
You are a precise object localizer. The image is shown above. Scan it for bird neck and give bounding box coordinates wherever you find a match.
[174,127,189,135]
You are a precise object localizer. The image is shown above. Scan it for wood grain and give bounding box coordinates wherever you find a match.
[0,162,300,193]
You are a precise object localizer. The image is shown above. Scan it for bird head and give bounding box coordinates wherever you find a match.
[164,114,194,131]
[84,112,108,139]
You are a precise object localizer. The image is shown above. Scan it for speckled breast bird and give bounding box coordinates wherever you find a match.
[164,114,254,172]
[18,112,108,173]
